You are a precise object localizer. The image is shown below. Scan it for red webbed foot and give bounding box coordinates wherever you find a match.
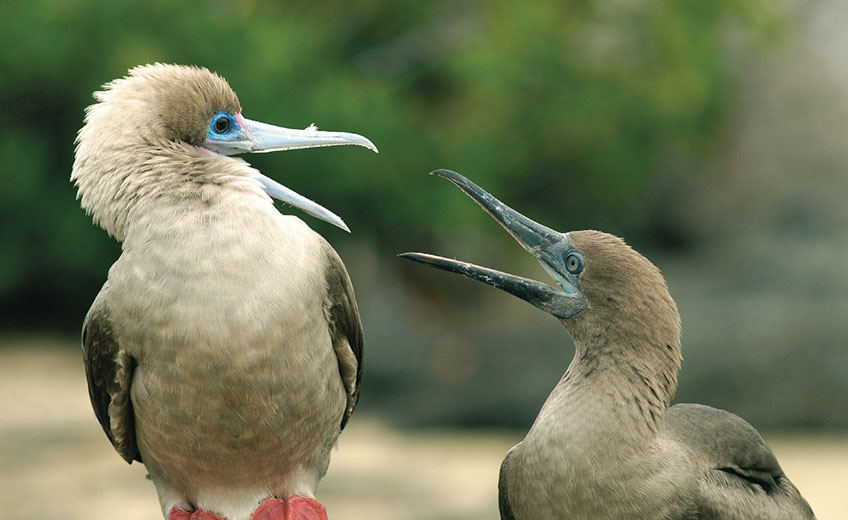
[250,496,328,520]
[168,507,227,520]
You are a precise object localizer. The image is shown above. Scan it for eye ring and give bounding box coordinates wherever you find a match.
[564,251,584,274]
[213,114,231,134]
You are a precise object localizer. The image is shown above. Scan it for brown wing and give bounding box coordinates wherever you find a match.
[321,241,364,430]
[82,287,140,463]
[666,403,816,519]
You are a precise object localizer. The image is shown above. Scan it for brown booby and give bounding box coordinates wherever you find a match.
[401,170,816,520]
[71,64,375,520]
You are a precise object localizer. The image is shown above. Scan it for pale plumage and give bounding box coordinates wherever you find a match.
[73,64,372,520]
[402,170,815,520]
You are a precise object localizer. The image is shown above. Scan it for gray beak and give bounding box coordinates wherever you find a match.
[400,170,587,320]
[203,114,378,232]
[234,118,378,154]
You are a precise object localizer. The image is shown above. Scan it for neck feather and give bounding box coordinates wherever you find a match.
[72,141,265,241]
[527,309,682,451]
[567,332,681,430]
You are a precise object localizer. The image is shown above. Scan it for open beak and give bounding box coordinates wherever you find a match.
[400,169,587,320]
[232,118,378,154]
[204,115,378,232]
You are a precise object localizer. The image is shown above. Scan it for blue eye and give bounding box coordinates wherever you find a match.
[210,112,234,135]
[565,251,584,274]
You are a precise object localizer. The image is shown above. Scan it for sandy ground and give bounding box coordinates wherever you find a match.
[1,340,845,519]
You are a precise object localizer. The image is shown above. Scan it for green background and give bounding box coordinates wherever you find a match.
[4,1,846,430]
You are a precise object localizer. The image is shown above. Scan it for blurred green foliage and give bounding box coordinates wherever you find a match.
[0,0,779,330]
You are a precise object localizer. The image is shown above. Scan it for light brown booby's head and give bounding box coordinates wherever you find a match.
[96,63,242,147]
[401,170,681,353]
[72,63,377,240]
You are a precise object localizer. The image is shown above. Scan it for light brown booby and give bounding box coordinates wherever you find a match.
[72,64,376,520]
[401,170,816,520]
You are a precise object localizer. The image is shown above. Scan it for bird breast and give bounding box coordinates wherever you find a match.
[105,191,347,496]
[506,372,696,519]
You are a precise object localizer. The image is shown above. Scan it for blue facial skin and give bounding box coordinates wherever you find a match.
[206,111,241,143]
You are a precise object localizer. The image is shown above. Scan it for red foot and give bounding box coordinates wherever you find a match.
[250,496,328,520]
[168,507,226,520]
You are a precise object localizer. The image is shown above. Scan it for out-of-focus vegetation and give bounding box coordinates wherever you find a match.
[9,0,845,432]
[0,0,779,329]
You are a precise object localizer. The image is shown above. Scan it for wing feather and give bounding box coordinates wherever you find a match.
[321,242,364,430]
[82,288,140,463]
[666,403,815,519]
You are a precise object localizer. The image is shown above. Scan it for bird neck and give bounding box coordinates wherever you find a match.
[72,139,267,241]
[526,323,682,455]
[574,335,678,421]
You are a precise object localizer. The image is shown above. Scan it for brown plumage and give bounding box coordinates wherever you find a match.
[74,65,240,240]
[72,64,375,520]
[562,230,682,432]
[402,169,815,520]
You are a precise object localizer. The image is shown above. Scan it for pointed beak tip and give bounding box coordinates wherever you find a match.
[429,169,469,187]
[398,252,426,263]
[342,133,377,154]
[256,173,351,232]
[325,214,351,233]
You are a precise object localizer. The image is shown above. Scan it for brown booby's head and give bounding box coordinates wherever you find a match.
[72,63,377,239]
[400,170,681,349]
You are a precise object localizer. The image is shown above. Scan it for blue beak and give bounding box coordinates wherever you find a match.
[202,113,378,232]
